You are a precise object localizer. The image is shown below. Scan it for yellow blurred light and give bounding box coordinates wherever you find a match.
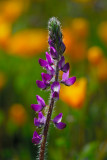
[87,46,103,65]
[98,21,107,44]
[7,29,48,57]
[70,18,89,39]
[63,28,72,53]
[63,18,89,61]
[0,0,29,23]
[70,40,87,61]
[60,78,87,109]
[9,104,27,126]
[0,18,11,48]
[63,28,87,61]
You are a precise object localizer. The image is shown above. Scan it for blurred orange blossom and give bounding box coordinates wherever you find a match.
[63,18,89,61]
[63,28,87,61]
[60,78,87,109]
[9,104,27,126]
[7,29,48,57]
[63,28,73,54]
[87,46,103,66]
[70,18,89,39]
[0,0,30,23]
[0,17,11,48]
[87,46,107,81]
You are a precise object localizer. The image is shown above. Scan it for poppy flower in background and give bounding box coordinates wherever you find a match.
[60,78,87,109]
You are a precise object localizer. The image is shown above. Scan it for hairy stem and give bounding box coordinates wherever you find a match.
[39,58,59,160]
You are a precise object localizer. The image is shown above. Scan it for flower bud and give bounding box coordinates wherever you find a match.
[48,17,65,56]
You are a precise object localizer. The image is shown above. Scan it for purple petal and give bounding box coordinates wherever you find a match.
[34,118,40,127]
[51,82,60,93]
[36,80,46,89]
[61,42,66,53]
[46,64,55,76]
[46,52,54,65]
[32,137,41,144]
[36,95,45,107]
[38,112,46,124]
[38,112,43,119]
[55,122,66,130]
[62,63,70,73]
[52,91,59,100]
[58,56,65,70]
[48,38,54,47]
[64,76,76,86]
[39,58,48,68]
[53,113,63,123]
[32,131,42,144]
[41,73,52,82]
[50,47,57,59]
[62,70,69,81]
[34,112,46,127]
[31,104,43,112]
[33,130,39,137]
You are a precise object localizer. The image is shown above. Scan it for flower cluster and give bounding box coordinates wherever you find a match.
[31,17,76,145]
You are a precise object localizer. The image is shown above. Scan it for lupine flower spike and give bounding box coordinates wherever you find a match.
[31,17,76,160]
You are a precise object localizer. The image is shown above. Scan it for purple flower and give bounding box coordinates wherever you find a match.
[58,56,70,73]
[39,58,48,68]
[46,64,55,76]
[60,42,66,53]
[34,112,46,128]
[41,73,52,83]
[51,82,60,100]
[52,92,59,100]
[36,73,52,90]
[36,80,47,89]
[31,95,46,112]
[62,63,70,73]
[61,70,76,86]
[51,81,60,92]
[58,56,65,70]
[32,131,42,144]
[52,113,66,129]
[50,47,58,59]
[48,37,54,47]
[46,52,54,65]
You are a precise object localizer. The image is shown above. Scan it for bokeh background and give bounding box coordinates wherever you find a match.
[0,0,107,159]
